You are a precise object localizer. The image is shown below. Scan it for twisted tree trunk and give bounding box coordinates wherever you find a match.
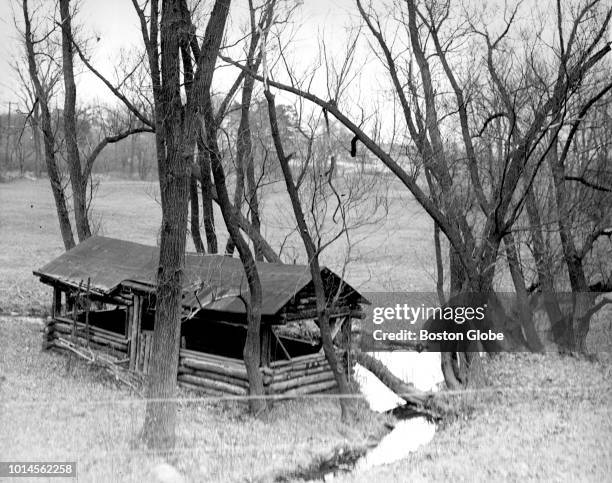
[59,0,91,242]
[22,0,75,251]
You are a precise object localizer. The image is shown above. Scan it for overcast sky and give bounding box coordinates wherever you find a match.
[0,0,360,112]
[1,0,608,120]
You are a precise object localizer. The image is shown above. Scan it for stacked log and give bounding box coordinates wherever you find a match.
[176,349,342,396]
[137,331,153,374]
[46,315,348,397]
[266,352,342,395]
[48,317,128,353]
[177,349,249,395]
[282,307,364,322]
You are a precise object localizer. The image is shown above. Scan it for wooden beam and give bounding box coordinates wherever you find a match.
[44,288,62,350]
[271,327,292,362]
[281,308,364,322]
[177,374,248,395]
[180,357,249,379]
[51,286,62,318]
[129,295,142,370]
[280,379,338,396]
[342,316,353,380]
[269,371,335,392]
[260,325,272,367]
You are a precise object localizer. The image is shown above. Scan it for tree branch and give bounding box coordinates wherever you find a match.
[83,127,154,181]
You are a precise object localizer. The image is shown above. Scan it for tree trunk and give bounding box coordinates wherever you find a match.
[142,0,189,450]
[441,245,467,388]
[190,173,205,252]
[246,155,263,261]
[204,102,267,414]
[433,221,445,304]
[197,131,218,253]
[196,1,266,410]
[549,139,592,351]
[59,0,91,242]
[525,184,568,346]
[32,109,43,177]
[225,156,244,255]
[4,103,11,171]
[22,0,75,251]
[504,233,543,352]
[265,89,353,420]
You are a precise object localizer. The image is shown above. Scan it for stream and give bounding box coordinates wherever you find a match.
[277,352,443,481]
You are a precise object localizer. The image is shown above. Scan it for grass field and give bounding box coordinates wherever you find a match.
[1,178,611,482]
[0,177,434,315]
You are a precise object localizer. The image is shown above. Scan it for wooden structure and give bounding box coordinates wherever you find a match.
[34,237,367,396]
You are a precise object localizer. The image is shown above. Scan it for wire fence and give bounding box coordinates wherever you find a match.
[0,382,605,409]
[2,381,610,481]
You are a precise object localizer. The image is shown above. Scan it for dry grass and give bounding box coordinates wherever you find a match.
[335,352,612,483]
[0,178,433,315]
[1,178,611,482]
[0,316,391,482]
[2,317,610,482]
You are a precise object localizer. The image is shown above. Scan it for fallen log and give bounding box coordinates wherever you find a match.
[353,350,435,408]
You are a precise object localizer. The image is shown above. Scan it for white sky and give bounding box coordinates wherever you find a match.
[1,0,608,121]
[0,0,360,111]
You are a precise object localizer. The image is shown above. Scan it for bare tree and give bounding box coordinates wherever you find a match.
[125,0,235,448]
[59,0,90,241]
[224,0,275,258]
[59,0,154,242]
[21,0,75,250]
[265,87,355,420]
[223,0,612,380]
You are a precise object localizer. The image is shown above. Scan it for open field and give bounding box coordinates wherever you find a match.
[0,316,391,482]
[0,177,435,315]
[1,178,611,481]
[1,316,610,482]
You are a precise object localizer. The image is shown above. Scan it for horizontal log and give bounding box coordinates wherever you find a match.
[269,371,335,392]
[270,365,334,383]
[269,352,327,368]
[177,374,247,395]
[50,330,127,352]
[178,366,250,388]
[179,348,245,365]
[298,297,317,304]
[281,379,338,396]
[270,350,345,368]
[54,319,127,343]
[180,357,248,380]
[268,362,328,377]
[50,336,125,360]
[269,356,334,373]
[282,309,364,322]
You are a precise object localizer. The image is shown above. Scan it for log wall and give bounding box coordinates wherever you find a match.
[45,317,129,355]
[45,319,347,396]
[177,348,346,396]
[42,288,354,397]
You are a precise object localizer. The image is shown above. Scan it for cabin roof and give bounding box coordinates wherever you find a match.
[33,236,367,317]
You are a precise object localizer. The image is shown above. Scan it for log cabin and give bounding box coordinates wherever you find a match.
[33,236,367,396]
